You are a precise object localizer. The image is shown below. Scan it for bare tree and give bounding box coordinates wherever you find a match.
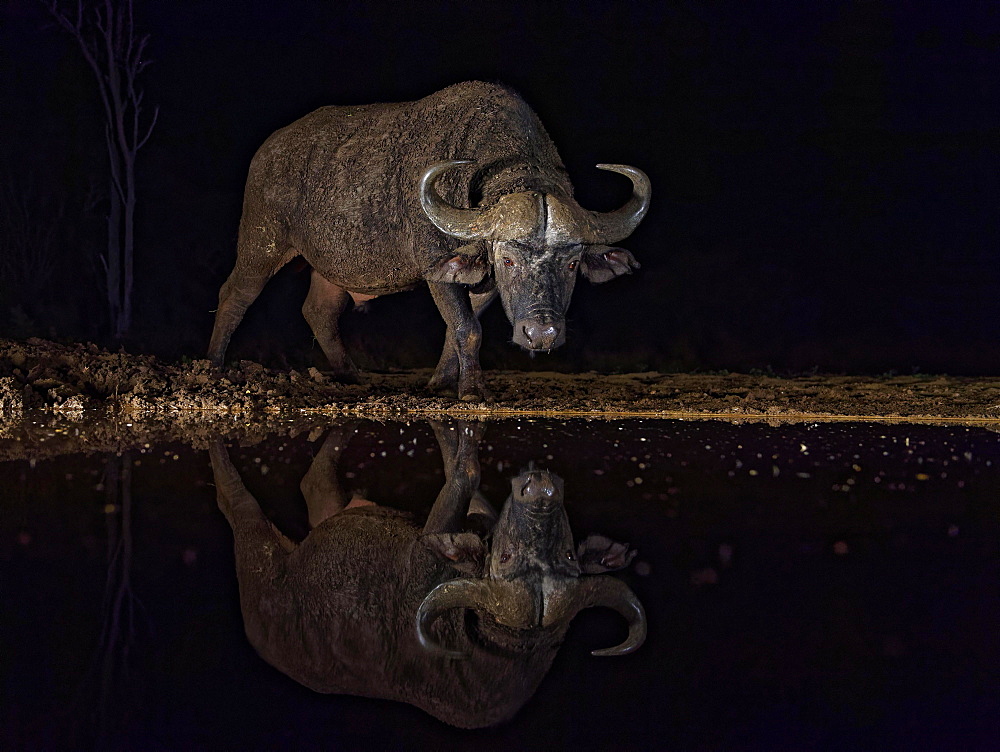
[67,451,144,747]
[44,0,158,339]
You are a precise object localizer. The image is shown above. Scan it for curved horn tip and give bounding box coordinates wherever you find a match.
[417,630,471,660]
[415,578,492,659]
[590,608,647,657]
[577,577,648,657]
[425,159,475,174]
[419,161,484,240]
[595,162,635,170]
[594,163,650,182]
[585,164,651,244]
[415,610,472,660]
[589,632,646,658]
[419,160,476,188]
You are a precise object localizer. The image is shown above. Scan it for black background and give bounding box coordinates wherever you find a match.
[1,0,997,374]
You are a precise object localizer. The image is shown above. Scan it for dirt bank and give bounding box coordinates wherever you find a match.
[3,336,1000,459]
[5,336,1000,419]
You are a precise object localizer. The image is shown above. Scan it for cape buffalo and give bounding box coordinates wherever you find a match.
[209,421,646,728]
[208,81,650,400]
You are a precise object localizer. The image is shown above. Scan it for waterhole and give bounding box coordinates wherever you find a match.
[3,418,998,748]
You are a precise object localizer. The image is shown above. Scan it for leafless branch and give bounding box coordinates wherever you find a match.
[42,0,157,338]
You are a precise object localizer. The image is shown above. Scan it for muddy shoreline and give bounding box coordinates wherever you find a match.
[3,336,1000,458]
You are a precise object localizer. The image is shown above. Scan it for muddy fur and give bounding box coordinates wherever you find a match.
[216,82,569,301]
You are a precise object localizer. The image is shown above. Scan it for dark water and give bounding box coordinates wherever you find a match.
[3,418,999,750]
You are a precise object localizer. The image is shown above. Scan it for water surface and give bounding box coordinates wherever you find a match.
[3,418,999,749]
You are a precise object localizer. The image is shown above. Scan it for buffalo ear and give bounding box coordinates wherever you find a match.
[580,245,640,284]
[422,532,486,575]
[424,242,490,285]
[576,534,638,573]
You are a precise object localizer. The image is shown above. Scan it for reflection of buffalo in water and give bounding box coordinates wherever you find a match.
[209,422,645,728]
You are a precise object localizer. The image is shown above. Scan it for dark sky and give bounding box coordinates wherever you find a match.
[1,0,997,374]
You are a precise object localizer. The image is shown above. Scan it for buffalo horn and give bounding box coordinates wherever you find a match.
[550,575,647,656]
[419,160,485,240]
[587,164,651,244]
[415,578,494,658]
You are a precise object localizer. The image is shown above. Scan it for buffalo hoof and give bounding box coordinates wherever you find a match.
[459,381,493,402]
[326,370,361,385]
[319,361,361,385]
[427,373,491,402]
[427,374,458,394]
[459,390,488,403]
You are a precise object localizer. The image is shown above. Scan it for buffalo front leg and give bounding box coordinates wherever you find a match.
[429,288,496,397]
[427,282,488,401]
[423,420,484,533]
[299,423,357,528]
[301,270,360,383]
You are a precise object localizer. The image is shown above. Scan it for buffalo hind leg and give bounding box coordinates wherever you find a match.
[302,269,360,383]
[428,287,496,398]
[208,268,274,367]
[208,229,296,367]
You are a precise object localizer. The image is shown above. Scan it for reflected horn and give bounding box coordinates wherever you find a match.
[546,575,647,656]
[419,160,486,240]
[586,164,651,244]
[415,578,494,659]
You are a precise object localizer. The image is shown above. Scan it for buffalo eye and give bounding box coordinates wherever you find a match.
[568,260,578,271]
[502,257,515,268]
[566,551,575,561]
[500,552,511,563]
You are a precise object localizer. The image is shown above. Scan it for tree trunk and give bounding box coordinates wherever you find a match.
[45,0,157,342]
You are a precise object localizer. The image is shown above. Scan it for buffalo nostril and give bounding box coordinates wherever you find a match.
[523,323,559,349]
[520,473,555,498]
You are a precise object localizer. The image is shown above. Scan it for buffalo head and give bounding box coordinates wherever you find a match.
[421,161,651,352]
[416,467,646,659]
